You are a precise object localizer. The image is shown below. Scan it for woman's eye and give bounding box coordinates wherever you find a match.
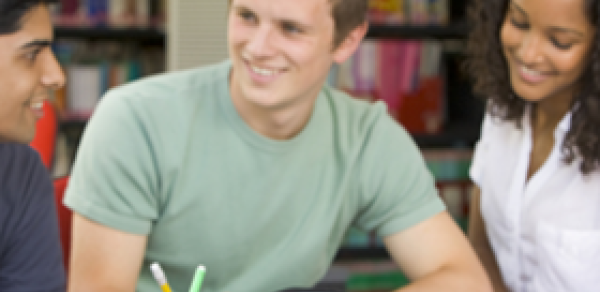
[551,38,573,50]
[510,17,529,30]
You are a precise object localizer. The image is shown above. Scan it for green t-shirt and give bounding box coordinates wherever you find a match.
[64,61,445,292]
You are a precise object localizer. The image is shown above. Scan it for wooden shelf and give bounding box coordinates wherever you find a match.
[55,26,165,42]
[366,22,468,39]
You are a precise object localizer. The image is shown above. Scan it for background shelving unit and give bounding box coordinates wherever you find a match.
[359,23,483,148]
[54,24,166,152]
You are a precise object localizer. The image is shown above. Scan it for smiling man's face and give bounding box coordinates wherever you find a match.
[227,0,364,115]
[0,3,65,143]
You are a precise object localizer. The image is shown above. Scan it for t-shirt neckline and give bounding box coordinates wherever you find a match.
[216,60,325,153]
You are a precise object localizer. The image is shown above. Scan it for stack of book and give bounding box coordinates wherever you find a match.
[333,39,445,134]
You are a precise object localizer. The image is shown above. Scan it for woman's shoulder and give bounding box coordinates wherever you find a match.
[480,111,524,140]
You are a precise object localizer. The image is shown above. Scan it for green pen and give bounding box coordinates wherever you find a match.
[188,265,206,292]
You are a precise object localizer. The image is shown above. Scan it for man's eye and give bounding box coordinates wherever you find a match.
[239,11,257,23]
[25,49,41,62]
[282,23,302,34]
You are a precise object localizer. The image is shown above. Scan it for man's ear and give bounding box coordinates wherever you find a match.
[332,21,369,64]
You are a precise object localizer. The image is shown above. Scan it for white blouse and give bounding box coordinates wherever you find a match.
[470,108,600,292]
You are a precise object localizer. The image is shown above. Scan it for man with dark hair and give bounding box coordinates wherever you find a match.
[0,0,66,291]
[65,0,492,291]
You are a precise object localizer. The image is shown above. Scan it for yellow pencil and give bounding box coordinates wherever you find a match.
[150,262,173,292]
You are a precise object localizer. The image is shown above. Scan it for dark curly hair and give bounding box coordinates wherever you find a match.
[464,0,600,174]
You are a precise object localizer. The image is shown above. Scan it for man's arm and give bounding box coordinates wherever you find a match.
[68,213,148,292]
[384,211,492,292]
[468,187,509,292]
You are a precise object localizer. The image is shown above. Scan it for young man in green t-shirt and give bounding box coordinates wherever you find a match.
[65,0,492,291]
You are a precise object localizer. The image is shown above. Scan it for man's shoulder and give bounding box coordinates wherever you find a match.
[322,85,391,130]
[0,143,48,200]
[321,86,418,156]
[0,143,41,173]
[91,61,230,126]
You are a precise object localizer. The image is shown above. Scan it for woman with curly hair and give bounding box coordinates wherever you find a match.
[464,0,600,291]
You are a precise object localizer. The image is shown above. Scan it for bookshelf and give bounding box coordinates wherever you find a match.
[357,4,482,150]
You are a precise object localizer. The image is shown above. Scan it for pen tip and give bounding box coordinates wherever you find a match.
[197,265,206,271]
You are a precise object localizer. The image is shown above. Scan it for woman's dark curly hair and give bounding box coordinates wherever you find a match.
[464,0,600,174]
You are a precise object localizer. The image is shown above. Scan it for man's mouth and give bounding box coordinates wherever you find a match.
[250,64,280,76]
[31,101,44,110]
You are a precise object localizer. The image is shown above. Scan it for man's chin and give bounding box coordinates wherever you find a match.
[11,130,36,145]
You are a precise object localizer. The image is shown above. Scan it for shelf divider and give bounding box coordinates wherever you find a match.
[54,26,165,42]
[366,22,468,39]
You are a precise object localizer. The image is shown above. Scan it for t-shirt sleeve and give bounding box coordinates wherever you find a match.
[355,108,446,237]
[64,88,160,235]
[469,113,493,187]
[0,145,65,292]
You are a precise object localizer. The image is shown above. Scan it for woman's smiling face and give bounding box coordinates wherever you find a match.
[501,0,595,104]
